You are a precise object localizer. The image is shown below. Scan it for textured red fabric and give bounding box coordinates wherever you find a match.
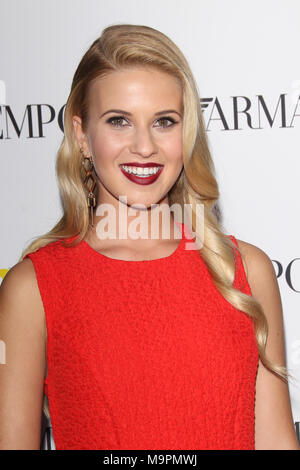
[25,222,259,450]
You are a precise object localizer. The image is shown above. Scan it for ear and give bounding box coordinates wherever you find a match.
[72,116,91,155]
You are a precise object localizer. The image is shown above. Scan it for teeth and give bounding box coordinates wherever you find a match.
[121,165,162,177]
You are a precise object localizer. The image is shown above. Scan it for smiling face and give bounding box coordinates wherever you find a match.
[73,66,183,210]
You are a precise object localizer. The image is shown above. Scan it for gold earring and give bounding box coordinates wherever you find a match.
[80,148,97,227]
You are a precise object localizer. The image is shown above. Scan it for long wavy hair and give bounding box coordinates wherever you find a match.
[20,24,289,416]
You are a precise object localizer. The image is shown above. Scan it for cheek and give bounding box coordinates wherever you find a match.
[163,134,183,164]
[89,129,124,164]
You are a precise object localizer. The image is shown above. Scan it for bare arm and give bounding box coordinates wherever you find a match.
[0,259,46,449]
[237,239,300,450]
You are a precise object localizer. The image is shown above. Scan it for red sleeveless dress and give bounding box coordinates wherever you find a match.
[25,222,259,450]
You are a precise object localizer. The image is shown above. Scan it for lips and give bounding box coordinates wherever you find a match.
[121,162,164,168]
[119,163,164,186]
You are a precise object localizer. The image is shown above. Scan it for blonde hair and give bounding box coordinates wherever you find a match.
[20,24,289,416]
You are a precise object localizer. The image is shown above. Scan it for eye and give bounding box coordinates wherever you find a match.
[106,116,128,128]
[155,117,177,128]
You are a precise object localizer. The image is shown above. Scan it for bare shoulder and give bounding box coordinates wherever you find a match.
[0,259,47,449]
[0,258,45,330]
[1,257,37,288]
[234,238,274,271]
[1,258,38,300]
[234,238,284,364]
[233,238,278,300]
[234,241,300,449]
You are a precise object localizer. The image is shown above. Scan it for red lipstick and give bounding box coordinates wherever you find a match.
[121,162,164,167]
[119,163,164,186]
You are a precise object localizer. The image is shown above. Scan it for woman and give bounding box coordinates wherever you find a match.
[0,24,299,450]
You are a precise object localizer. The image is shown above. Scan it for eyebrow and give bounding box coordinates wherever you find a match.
[99,109,182,119]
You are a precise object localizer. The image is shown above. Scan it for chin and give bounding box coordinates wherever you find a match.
[117,191,164,209]
[126,199,158,211]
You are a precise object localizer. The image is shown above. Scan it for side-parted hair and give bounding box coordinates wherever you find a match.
[20,24,289,397]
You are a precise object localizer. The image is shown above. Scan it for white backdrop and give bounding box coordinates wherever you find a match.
[1,0,299,435]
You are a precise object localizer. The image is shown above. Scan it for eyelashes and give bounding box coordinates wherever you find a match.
[106,115,178,129]
[106,116,128,128]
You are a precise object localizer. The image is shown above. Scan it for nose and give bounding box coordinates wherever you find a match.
[129,126,158,158]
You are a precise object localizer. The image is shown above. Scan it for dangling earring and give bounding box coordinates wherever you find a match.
[80,148,97,227]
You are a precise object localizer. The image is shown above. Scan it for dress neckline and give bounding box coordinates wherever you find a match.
[80,221,187,264]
